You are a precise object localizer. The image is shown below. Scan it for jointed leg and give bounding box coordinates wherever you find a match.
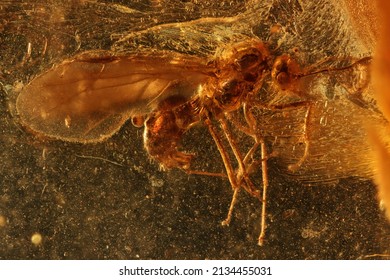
[204,117,241,226]
[243,104,270,245]
[258,140,269,246]
[218,116,259,197]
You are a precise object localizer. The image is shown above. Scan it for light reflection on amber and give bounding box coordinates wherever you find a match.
[371,0,390,221]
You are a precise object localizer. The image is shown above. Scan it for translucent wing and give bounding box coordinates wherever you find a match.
[16,51,213,142]
[249,64,386,184]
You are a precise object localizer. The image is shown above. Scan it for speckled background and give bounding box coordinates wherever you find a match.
[1,0,389,259]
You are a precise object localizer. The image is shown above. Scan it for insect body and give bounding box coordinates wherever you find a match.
[143,39,270,170]
[16,37,373,245]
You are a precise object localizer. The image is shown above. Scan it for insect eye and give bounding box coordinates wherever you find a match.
[275,72,289,86]
[273,60,288,79]
[271,55,300,90]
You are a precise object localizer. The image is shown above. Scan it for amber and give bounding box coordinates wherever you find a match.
[14,0,386,245]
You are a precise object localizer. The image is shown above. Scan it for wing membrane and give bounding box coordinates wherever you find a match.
[248,69,386,184]
[16,51,213,142]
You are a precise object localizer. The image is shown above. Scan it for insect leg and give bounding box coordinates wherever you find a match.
[204,116,241,226]
[219,116,260,197]
[184,169,227,178]
[243,104,269,246]
[258,140,269,246]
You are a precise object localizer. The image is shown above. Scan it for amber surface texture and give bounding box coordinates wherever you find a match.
[1,0,389,259]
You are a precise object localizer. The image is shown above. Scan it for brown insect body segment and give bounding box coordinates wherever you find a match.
[143,39,270,171]
[143,95,201,170]
[207,40,270,114]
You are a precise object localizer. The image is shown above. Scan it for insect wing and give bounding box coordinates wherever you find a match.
[16,52,212,142]
[250,64,384,184]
